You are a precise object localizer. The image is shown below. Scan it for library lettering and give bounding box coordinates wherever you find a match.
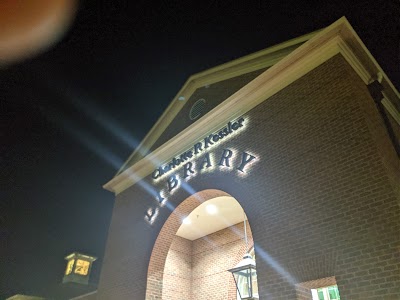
[99,17,400,300]
[14,17,397,300]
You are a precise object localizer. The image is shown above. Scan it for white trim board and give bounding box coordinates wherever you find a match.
[104,17,400,195]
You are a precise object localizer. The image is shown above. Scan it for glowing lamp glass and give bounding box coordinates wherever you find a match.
[228,254,258,299]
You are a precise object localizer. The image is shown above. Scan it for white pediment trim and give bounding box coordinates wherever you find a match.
[116,31,319,175]
[104,16,400,194]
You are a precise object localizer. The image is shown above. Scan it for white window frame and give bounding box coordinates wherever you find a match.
[311,285,340,300]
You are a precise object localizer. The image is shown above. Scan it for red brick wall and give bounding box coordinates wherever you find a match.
[97,54,400,299]
[162,221,253,300]
[162,236,192,299]
[191,221,253,300]
[145,190,232,300]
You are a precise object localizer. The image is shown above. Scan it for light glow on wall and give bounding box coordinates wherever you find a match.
[237,151,259,178]
[182,217,191,225]
[206,204,218,215]
[151,117,248,182]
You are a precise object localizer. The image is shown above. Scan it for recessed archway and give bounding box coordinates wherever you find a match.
[145,189,255,300]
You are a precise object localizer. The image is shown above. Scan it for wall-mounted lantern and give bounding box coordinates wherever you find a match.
[228,253,258,299]
[228,212,258,299]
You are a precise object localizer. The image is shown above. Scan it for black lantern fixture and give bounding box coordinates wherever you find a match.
[228,213,259,299]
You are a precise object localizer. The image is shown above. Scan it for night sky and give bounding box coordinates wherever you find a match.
[1,1,399,298]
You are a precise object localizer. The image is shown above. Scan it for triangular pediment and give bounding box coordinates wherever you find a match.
[117,31,318,175]
[105,16,400,194]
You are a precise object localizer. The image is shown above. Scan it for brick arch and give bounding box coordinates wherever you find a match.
[145,189,253,300]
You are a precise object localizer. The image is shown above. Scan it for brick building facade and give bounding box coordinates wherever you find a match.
[98,17,400,299]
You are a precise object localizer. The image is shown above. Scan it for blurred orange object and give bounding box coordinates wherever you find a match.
[0,0,77,65]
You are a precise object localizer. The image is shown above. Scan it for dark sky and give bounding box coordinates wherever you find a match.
[1,1,399,298]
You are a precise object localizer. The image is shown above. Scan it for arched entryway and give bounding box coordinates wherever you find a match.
[145,189,256,300]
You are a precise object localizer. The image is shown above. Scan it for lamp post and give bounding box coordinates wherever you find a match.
[228,212,259,299]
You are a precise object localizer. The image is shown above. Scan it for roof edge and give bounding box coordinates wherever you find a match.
[106,16,399,194]
[116,29,321,175]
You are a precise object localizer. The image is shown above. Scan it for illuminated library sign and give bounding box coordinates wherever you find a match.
[152,117,246,180]
[145,117,259,224]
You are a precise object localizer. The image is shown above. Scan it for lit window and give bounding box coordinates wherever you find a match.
[74,259,90,276]
[311,285,340,300]
[65,259,74,275]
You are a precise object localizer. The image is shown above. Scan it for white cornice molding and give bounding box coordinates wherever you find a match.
[382,94,400,125]
[104,17,400,195]
[116,31,319,175]
[337,37,373,84]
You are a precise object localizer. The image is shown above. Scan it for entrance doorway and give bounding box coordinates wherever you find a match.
[145,189,256,300]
